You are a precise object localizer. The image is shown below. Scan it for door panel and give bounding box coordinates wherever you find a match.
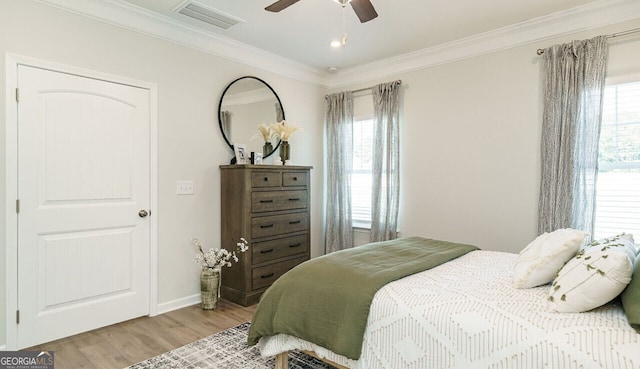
[41,93,135,202]
[41,228,133,307]
[16,65,150,348]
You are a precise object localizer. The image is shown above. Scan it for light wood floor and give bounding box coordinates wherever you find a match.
[26,299,257,369]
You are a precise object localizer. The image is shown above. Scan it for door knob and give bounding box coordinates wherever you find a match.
[138,210,149,218]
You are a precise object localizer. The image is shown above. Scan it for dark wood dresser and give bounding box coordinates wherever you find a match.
[219,164,312,306]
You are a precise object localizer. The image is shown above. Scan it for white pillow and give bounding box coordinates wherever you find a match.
[513,228,588,289]
[548,233,636,313]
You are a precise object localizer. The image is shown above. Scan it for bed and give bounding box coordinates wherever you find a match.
[248,236,640,369]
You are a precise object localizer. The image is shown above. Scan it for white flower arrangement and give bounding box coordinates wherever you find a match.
[270,120,303,141]
[192,237,249,272]
[251,123,276,142]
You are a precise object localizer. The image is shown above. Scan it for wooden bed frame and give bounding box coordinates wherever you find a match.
[275,351,349,369]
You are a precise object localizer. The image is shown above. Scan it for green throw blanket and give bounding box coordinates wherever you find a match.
[247,237,479,360]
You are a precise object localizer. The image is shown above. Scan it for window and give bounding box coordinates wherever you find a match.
[352,118,373,226]
[593,78,640,239]
[350,93,375,228]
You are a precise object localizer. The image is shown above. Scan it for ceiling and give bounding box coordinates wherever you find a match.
[118,0,603,71]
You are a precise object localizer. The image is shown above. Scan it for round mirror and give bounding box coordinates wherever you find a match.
[218,76,284,159]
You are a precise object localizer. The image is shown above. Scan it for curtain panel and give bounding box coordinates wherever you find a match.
[325,92,354,253]
[220,110,231,139]
[538,36,608,235]
[275,102,284,122]
[370,81,402,242]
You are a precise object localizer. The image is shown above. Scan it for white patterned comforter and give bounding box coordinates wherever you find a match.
[258,250,640,369]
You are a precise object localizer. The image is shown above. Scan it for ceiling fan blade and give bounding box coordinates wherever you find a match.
[350,0,378,23]
[265,0,300,12]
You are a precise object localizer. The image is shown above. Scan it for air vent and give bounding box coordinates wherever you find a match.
[177,1,242,30]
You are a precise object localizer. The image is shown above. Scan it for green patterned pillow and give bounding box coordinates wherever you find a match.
[549,233,636,313]
[621,254,640,333]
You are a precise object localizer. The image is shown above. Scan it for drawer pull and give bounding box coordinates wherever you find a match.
[261,273,274,279]
[289,220,301,225]
[260,248,275,254]
[263,177,269,181]
[288,198,301,201]
[289,243,302,248]
[260,199,274,203]
[260,224,274,229]
[293,177,298,181]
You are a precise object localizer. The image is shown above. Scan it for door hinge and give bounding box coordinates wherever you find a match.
[15,88,19,103]
[16,199,20,214]
[16,310,20,324]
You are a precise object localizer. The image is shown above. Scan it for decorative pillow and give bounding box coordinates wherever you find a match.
[621,253,640,333]
[580,233,637,258]
[549,233,637,313]
[513,228,588,289]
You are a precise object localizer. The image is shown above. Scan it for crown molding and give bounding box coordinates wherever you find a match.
[325,0,640,89]
[33,0,640,90]
[32,0,329,86]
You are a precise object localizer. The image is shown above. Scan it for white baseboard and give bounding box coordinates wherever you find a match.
[155,294,201,316]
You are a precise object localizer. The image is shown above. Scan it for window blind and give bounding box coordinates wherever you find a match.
[352,118,373,225]
[593,79,640,239]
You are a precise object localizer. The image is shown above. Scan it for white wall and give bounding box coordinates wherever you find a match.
[0,0,325,347]
[332,19,640,254]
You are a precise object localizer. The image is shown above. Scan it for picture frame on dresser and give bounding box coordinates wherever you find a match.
[254,152,263,165]
[219,165,312,306]
[233,143,247,164]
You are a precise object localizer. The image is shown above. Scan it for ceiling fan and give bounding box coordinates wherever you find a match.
[265,0,378,23]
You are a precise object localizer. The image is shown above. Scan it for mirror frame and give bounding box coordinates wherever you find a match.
[218,76,284,159]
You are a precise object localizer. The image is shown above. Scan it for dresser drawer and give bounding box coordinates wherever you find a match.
[283,171,309,187]
[252,190,308,213]
[252,234,308,265]
[251,171,282,188]
[252,255,308,290]
[252,212,309,238]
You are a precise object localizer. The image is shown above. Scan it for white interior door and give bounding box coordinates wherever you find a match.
[16,65,151,348]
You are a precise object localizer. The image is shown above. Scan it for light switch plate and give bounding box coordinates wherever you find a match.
[176,180,194,195]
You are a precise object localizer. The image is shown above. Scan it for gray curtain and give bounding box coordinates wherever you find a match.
[538,36,608,235]
[325,92,354,253]
[275,102,284,122]
[220,110,232,138]
[370,81,402,242]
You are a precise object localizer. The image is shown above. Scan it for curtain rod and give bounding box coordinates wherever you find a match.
[325,80,402,98]
[536,27,640,55]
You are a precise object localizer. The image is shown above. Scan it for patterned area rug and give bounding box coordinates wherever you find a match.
[126,322,336,369]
